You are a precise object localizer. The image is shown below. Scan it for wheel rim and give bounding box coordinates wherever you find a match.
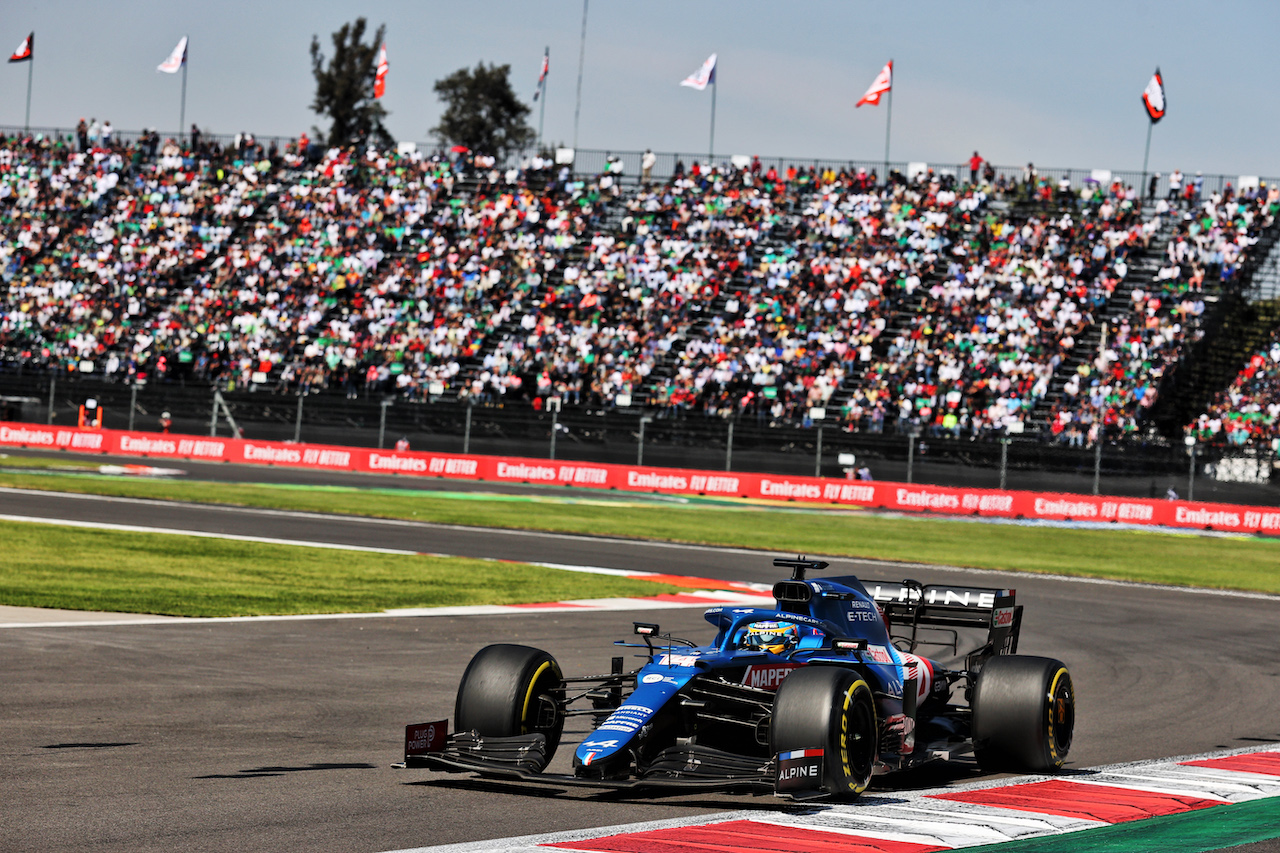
[1046,668,1074,766]
[530,691,560,733]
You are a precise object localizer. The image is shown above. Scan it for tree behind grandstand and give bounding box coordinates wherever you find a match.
[310,18,394,147]
[432,63,534,158]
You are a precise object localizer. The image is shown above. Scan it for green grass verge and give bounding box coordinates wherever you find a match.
[0,520,681,617]
[3,466,1280,595]
[0,453,106,470]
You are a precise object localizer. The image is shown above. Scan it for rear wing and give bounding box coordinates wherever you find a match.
[861,579,1021,659]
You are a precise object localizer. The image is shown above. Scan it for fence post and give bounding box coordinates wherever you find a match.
[906,429,916,484]
[814,424,824,478]
[210,390,219,436]
[548,396,561,461]
[725,418,734,472]
[46,375,55,424]
[463,399,473,455]
[1092,440,1102,495]
[637,415,650,466]
[1186,437,1197,502]
[128,384,138,432]
[378,398,391,449]
[294,394,304,443]
[999,438,1010,490]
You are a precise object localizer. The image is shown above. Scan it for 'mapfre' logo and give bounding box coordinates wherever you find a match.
[742,664,798,690]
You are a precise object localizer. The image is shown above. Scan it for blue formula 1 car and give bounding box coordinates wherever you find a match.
[401,557,1076,799]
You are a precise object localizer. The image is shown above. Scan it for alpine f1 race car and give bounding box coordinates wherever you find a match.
[399,557,1075,800]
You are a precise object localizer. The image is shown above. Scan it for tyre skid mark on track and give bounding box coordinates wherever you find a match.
[384,745,1280,853]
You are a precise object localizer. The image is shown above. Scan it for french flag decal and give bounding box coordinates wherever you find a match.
[776,748,825,792]
[779,749,824,760]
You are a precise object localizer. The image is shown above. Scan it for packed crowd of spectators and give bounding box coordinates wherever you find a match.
[631,164,1159,437]
[0,131,281,385]
[1048,189,1277,444]
[1189,328,1280,449]
[1,127,1277,444]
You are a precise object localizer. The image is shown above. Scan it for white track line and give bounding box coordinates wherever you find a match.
[2,487,1277,603]
[0,512,772,629]
[383,744,1280,853]
[0,513,422,555]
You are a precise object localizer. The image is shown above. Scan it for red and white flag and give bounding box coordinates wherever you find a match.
[533,47,549,101]
[680,53,717,91]
[8,32,32,63]
[856,60,892,107]
[1142,68,1165,123]
[373,44,388,98]
[157,37,187,74]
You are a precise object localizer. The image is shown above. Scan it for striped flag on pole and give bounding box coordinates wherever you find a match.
[157,37,187,74]
[8,32,32,63]
[533,47,549,101]
[374,44,388,99]
[856,61,892,107]
[1142,68,1165,123]
[680,53,717,91]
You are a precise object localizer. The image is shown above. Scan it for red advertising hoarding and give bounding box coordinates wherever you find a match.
[2,422,1277,535]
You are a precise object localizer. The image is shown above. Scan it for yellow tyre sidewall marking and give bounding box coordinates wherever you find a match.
[1045,667,1072,768]
[839,678,873,794]
[521,661,557,733]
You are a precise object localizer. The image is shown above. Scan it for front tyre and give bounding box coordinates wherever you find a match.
[772,666,877,798]
[454,644,565,768]
[972,655,1074,772]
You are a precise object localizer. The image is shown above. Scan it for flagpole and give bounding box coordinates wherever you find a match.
[1141,119,1153,196]
[538,46,547,151]
[573,0,588,151]
[883,65,892,184]
[179,39,188,148]
[24,56,32,132]
[709,72,716,165]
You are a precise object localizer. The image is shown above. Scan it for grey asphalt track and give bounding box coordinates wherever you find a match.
[1,468,1279,852]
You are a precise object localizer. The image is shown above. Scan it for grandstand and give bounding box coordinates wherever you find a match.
[2,126,1279,492]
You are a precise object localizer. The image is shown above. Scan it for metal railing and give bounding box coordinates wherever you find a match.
[4,123,1276,202]
[2,373,1276,507]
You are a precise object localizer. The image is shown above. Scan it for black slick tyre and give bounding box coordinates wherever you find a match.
[771,666,877,798]
[454,644,565,767]
[972,655,1074,772]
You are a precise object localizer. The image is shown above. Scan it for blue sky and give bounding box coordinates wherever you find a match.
[1,0,1277,177]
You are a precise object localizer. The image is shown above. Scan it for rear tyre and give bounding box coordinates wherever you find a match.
[454,644,564,768]
[771,666,877,798]
[972,655,1074,772]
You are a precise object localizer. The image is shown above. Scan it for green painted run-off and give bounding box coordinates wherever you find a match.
[960,796,1280,853]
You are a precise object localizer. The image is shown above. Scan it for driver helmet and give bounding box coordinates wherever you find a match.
[743,620,800,654]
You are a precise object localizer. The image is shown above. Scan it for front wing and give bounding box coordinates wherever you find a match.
[402,731,775,793]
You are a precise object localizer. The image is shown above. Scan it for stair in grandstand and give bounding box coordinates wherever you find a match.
[9,185,103,301]
[1247,237,1280,303]
[1147,212,1280,434]
[822,251,951,419]
[451,174,631,406]
[638,231,790,413]
[1025,209,1178,434]
[362,165,539,403]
